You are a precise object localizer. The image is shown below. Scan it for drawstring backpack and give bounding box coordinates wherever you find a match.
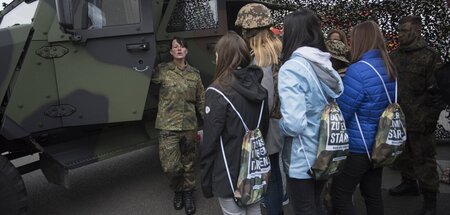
[355,61,406,168]
[207,87,271,206]
[292,60,349,180]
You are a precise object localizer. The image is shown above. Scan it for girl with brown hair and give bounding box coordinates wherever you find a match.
[200,31,269,215]
[331,21,397,215]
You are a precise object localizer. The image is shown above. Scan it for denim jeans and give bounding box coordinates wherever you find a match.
[263,153,283,215]
[331,153,383,215]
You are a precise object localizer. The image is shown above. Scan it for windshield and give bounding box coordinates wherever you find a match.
[0,1,39,29]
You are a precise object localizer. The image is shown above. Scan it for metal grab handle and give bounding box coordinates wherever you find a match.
[126,42,150,51]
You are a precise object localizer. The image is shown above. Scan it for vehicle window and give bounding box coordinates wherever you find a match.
[0,1,39,29]
[167,0,218,32]
[85,0,140,29]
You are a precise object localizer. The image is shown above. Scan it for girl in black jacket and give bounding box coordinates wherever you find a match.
[200,31,269,214]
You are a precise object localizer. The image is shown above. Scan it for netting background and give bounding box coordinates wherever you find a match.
[167,0,218,32]
[269,0,450,62]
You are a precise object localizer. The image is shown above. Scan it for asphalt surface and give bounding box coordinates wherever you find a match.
[19,143,450,215]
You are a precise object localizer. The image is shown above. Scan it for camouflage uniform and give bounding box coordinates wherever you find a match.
[152,61,205,191]
[390,40,443,192]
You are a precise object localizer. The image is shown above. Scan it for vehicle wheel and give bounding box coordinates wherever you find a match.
[0,155,27,214]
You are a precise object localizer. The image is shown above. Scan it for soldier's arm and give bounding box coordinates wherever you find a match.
[426,52,446,129]
[427,51,444,106]
[196,76,205,120]
[151,64,162,84]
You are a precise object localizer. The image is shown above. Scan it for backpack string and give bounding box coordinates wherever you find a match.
[291,60,329,104]
[356,60,397,160]
[290,59,329,174]
[360,60,397,104]
[220,136,235,192]
[207,87,249,132]
[354,113,372,161]
[297,136,314,175]
[207,87,265,195]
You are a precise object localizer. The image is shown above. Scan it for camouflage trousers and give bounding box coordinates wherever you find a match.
[394,132,439,192]
[159,130,198,192]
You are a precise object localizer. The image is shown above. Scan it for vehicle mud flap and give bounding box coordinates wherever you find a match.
[0,155,27,215]
[40,153,70,189]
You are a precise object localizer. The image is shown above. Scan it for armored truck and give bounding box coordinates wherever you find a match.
[0,0,290,213]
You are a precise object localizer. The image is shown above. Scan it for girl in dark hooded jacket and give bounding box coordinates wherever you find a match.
[200,31,269,214]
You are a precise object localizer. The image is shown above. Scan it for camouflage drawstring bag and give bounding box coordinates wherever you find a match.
[311,102,349,180]
[356,61,406,168]
[292,60,349,181]
[207,87,271,206]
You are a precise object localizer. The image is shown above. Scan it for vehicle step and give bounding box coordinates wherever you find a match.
[43,122,157,169]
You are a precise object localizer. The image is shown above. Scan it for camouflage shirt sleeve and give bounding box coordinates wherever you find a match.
[151,63,164,84]
[196,77,205,120]
[426,50,446,128]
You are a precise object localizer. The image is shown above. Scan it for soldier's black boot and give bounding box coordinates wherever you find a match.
[420,191,437,215]
[184,190,196,215]
[389,179,420,196]
[173,191,184,210]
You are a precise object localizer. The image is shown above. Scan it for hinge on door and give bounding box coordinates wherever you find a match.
[45,104,76,118]
[36,45,69,59]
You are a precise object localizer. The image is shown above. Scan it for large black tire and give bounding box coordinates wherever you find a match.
[0,155,27,214]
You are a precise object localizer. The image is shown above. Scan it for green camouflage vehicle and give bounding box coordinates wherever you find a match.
[0,0,290,214]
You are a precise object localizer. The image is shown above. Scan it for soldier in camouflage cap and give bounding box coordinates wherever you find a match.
[152,37,204,215]
[235,3,273,30]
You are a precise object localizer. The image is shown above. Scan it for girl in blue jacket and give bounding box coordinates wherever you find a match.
[278,8,343,214]
[331,21,397,215]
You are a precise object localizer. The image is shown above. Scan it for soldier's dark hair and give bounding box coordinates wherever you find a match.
[350,21,397,80]
[281,8,327,63]
[172,37,188,49]
[399,16,422,28]
[214,31,251,89]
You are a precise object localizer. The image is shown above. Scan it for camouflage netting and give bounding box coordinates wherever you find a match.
[269,0,450,62]
[167,0,218,32]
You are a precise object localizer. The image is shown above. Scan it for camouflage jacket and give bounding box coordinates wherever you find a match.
[390,40,444,133]
[152,61,205,131]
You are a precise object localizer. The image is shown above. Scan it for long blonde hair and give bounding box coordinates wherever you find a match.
[244,28,282,67]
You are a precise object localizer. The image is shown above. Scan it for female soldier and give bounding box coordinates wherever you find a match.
[152,37,204,215]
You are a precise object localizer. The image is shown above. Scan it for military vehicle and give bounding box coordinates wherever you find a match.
[0,0,292,214]
[2,0,449,214]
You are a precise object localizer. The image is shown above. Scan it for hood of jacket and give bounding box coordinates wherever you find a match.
[231,65,267,102]
[398,39,428,52]
[293,47,343,97]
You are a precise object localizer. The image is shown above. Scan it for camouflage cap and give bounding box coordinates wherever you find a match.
[326,40,350,63]
[235,3,273,29]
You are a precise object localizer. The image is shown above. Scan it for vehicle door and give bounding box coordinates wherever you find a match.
[51,0,156,127]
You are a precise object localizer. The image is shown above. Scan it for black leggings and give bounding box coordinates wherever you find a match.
[287,177,326,215]
[331,153,383,215]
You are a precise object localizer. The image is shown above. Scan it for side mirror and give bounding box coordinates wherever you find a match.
[55,0,73,30]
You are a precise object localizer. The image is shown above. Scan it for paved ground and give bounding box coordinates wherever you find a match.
[17,142,450,215]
